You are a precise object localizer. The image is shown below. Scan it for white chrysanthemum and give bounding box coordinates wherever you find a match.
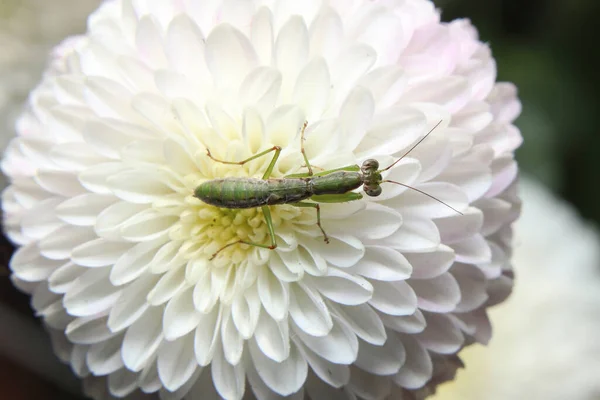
[432,177,600,400]
[0,0,101,187]
[2,1,522,399]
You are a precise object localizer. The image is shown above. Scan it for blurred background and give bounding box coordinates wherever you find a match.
[438,0,600,226]
[0,0,599,399]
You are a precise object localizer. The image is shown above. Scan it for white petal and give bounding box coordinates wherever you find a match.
[147,264,186,306]
[86,335,125,375]
[379,310,426,334]
[163,286,202,341]
[69,345,88,380]
[437,159,492,202]
[254,310,290,363]
[292,316,358,365]
[231,288,261,339]
[452,234,492,264]
[139,360,162,394]
[165,14,210,83]
[330,303,386,346]
[136,15,168,68]
[355,334,405,376]
[39,225,97,261]
[385,182,468,219]
[48,262,86,294]
[358,66,406,110]
[258,267,289,321]
[158,333,198,392]
[435,207,483,244]
[416,312,464,354]
[289,282,333,337]
[10,246,64,282]
[330,44,376,108]
[265,105,305,148]
[308,7,343,62]
[56,194,116,226]
[349,246,412,281]
[393,334,433,390]
[250,6,274,65]
[356,107,426,159]
[205,23,257,90]
[239,67,282,116]
[249,340,308,397]
[122,306,164,372]
[310,268,373,306]
[95,201,149,240]
[108,368,139,398]
[194,306,221,366]
[150,241,186,274]
[120,209,178,242]
[20,198,64,240]
[329,204,402,241]
[63,269,122,317]
[159,368,203,400]
[79,162,127,194]
[106,170,174,204]
[212,342,246,400]
[404,245,455,279]
[193,269,220,313]
[221,309,244,365]
[72,239,133,267]
[66,316,116,345]
[108,273,159,332]
[275,16,309,97]
[295,341,349,389]
[379,217,440,252]
[368,280,417,316]
[452,263,488,313]
[338,86,375,151]
[293,57,331,121]
[111,238,167,286]
[34,170,86,197]
[476,197,514,237]
[410,272,461,313]
[247,360,305,399]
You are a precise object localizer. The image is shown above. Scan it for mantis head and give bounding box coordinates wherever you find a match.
[361,159,383,197]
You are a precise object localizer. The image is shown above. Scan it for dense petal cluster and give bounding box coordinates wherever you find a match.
[2,0,521,399]
[0,0,100,186]
[433,178,600,400]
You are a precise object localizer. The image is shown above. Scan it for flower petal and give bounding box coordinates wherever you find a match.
[289,282,333,337]
[158,333,198,392]
[310,268,373,306]
[249,340,308,396]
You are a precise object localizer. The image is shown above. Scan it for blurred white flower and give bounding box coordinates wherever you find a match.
[432,177,600,400]
[2,1,521,399]
[0,0,101,187]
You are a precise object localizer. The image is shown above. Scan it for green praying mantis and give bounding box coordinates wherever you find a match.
[194,120,460,259]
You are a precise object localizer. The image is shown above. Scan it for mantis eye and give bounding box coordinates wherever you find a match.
[364,185,382,197]
[361,159,379,174]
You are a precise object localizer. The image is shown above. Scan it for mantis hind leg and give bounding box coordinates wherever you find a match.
[292,202,330,244]
[209,206,277,260]
[206,146,281,180]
